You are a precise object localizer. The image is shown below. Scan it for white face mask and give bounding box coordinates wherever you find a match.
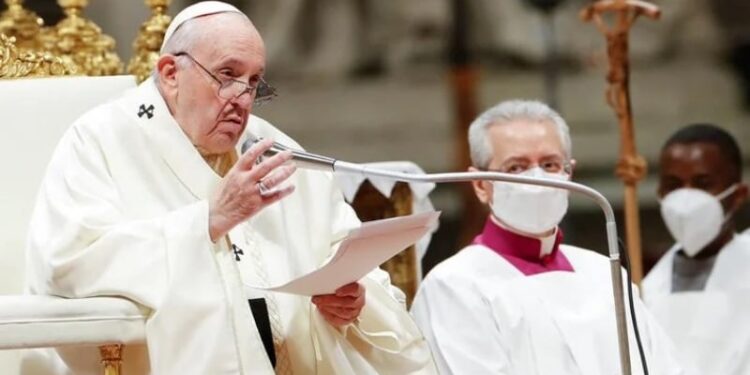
[491,167,570,235]
[660,184,738,257]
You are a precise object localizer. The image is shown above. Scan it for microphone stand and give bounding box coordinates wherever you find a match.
[251,139,633,375]
[334,162,631,374]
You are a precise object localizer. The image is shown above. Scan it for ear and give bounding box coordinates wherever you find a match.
[656,184,666,200]
[730,182,749,213]
[569,158,577,179]
[156,55,179,89]
[469,166,493,205]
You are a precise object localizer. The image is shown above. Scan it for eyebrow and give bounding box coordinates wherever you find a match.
[692,173,714,180]
[216,58,265,75]
[660,171,712,181]
[539,154,566,161]
[502,154,565,164]
[501,156,531,165]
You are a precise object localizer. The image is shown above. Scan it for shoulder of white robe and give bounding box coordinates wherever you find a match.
[642,244,680,296]
[423,245,488,283]
[708,234,750,290]
[559,244,614,264]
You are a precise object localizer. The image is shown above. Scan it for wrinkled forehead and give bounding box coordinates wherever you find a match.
[163,9,261,50]
[186,14,265,64]
[198,13,258,43]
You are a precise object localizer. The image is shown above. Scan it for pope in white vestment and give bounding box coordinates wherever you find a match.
[642,123,750,375]
[410,100,689,375]
[23,2,435,374]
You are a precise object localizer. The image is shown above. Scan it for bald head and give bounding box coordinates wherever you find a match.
[161,12,263,59]
[160,1,256,52]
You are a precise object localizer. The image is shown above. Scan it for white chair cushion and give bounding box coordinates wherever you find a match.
[0,296,146,349]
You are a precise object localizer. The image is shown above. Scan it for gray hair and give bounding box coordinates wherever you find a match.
[468,99,572,169]
[150,17,200,79]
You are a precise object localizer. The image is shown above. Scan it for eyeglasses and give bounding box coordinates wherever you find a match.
[174,52,277,106]
[484,158,572,175]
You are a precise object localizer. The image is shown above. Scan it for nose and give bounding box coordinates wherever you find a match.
[231,90,254,109]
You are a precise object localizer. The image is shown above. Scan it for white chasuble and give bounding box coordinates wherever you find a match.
[643,234,750,374]
[23,78,435,375]
[411,244,689,375]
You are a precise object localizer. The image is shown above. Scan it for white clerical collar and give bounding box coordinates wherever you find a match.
[539,228,558,257]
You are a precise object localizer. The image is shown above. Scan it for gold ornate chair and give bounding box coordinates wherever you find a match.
[0,47,146,375]
[0,1,170,374]
[0,71,147,374]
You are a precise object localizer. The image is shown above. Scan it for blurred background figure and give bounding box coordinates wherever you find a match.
[642,124,750,374]
[708,0,750,110]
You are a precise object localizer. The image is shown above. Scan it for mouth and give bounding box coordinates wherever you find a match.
[215,117,245,139]
[223,116,243,125]
[215,107,247,138]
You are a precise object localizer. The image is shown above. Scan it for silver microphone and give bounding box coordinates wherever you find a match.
[242,135,633,374]
[242,135,335,171]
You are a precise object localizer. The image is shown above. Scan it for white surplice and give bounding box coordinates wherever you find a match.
[410,244,689,375]
[642,234,750,375]
[23,78,435,375]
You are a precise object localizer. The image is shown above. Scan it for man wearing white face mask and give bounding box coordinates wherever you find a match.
[410,100,688,375]
[642,123,750,374]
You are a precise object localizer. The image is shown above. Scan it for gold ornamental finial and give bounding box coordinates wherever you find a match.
[0,0,44,50]
[127,0,172,82]
[0,33,76,78]
[57,0,88,16]
[50,0,123,75]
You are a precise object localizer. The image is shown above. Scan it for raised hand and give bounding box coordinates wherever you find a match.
[208,139,296,241]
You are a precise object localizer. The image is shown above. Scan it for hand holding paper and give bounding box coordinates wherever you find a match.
[311,282,366,327]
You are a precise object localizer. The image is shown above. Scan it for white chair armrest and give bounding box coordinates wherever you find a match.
[0,295,146,349]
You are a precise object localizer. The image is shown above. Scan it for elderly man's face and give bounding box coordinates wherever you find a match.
[472,119,569,205]
[167,15,265,155]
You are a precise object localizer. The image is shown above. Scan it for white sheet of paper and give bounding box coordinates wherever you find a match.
[247,211,440,296]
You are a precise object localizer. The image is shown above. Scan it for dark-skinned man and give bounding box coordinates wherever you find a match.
[643,123,750,375]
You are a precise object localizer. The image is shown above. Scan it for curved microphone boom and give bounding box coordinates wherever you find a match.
[244,136,336,171]
[243,137,634,375]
